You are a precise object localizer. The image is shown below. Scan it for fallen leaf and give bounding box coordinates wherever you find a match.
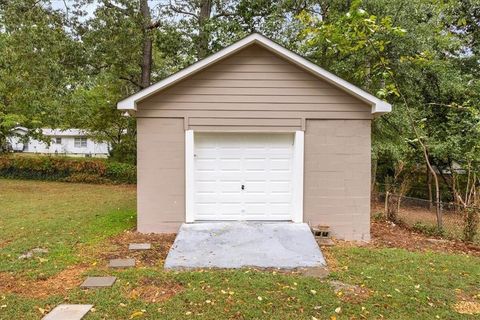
[310,289,317,295]
[129,311,144,319]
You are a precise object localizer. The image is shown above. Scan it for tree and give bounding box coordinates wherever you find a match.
[0,0,81,151]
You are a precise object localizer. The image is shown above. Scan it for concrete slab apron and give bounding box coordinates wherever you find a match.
[164,222,326,269]
[42,304,93,320]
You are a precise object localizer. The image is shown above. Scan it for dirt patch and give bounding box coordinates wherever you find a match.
[452,290,480,315]
[453,301,480,315]
[329,280,371,303]
[96,231,176,267]
[127,277,183,303]
[0,265,88,298]
[298,267,329,279]
[368,220,480,257]
[0,230,177,299]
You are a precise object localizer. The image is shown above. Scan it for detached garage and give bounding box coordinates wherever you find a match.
[118,33,391,241]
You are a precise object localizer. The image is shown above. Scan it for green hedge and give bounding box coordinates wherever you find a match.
[0,155,136,184]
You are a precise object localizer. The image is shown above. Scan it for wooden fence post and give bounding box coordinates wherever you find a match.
[384,191,389,215]
[436,200,443,231]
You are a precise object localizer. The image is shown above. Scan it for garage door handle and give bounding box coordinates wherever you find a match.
[241,184,245,190]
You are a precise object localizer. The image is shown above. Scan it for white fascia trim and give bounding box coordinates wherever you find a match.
[185,130,195,223]
[117,33,392,115]
[292,131,304,223]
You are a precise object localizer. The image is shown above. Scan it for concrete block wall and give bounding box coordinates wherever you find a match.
[304,119,371,241]
[137,118,185,233]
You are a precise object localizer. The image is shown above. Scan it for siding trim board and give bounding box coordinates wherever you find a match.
[118,33,391,115]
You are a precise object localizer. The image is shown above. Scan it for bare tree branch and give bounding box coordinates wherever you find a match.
[169,0,199,19]
[119,76,142,89]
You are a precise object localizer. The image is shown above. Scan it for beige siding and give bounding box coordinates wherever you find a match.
[137,118,184,233]
[137,44,372,123]
[304,120,371,241]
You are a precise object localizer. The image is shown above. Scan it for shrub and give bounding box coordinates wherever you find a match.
[412,222,445,237]
[0,154,136,184]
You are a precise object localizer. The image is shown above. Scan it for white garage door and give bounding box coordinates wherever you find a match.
[194,132,294,221]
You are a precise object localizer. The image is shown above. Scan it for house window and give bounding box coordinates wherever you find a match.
[74,137,87,148]
[54,137,62,144]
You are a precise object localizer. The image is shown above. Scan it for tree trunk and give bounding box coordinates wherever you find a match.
[425,155,442,230]
[197,0,212,59]
[427,165,433,210]
[140,0,152,89]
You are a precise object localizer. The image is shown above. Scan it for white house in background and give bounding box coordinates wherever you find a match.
[8,127,110,158]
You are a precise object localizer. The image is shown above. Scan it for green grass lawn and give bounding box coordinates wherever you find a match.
[1,179,479,319]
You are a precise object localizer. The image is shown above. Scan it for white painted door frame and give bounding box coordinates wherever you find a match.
[185,130,304,223]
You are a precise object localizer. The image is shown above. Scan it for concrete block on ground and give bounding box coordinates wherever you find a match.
[109,258,135,268]
[80,276,116,288]
[42,304,93,320]
[129,243,151,250]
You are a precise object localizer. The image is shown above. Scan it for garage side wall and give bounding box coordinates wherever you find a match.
[304,120,371,241]
[137,118,185,233]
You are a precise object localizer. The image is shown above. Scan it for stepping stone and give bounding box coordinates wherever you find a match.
[80,276,116,288]
[42,304,93,320]
[129,243,151,250]
[109,258,135,268]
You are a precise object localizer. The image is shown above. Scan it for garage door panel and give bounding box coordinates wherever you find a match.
[219,203,243,215]
[194,132,294,221]
[218,148,242,157]
[195,172,217,181]
[270,203,291,215]
[219,182,242,192]
[243,158,267,170]
[269,171,292,181]
[195,203,217,214]
[244,181,267,192]
[194,193,217,203]
[195,159,216,170]
[270,159,291,170]
[219,159,242,170]
[270,182,291,192]
[244,203,267,214]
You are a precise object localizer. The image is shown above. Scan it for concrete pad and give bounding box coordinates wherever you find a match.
[164,222,326,269]
[109,258,135,268]
[80,276,116,288]
[42,304,93,320]
[129,243,151,250]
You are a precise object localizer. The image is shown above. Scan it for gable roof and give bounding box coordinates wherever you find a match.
[117,33,392,115]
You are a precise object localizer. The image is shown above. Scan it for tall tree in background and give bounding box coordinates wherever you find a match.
[0,0,81,150]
